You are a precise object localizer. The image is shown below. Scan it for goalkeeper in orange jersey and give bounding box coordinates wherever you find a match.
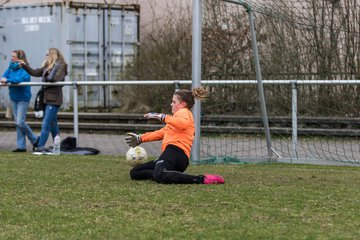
[125,87,224,184]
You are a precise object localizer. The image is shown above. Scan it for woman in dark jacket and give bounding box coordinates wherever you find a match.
[19,48,68,150]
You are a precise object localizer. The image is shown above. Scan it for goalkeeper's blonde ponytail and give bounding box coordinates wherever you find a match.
[192,87,209,101]
[174,87,209,109]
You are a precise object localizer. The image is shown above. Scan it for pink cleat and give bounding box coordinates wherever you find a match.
[203,174,225,184]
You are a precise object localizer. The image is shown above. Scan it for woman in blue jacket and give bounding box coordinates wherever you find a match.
[0,50,39,152]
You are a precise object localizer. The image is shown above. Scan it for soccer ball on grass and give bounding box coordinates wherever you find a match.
[126,146,148,167]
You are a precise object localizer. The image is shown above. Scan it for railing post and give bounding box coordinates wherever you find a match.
[84,7,88,112]
[291,81,298,160]
[73,82,79,147]
[174,81,180,92]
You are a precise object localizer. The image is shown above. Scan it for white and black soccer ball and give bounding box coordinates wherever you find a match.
[126,146,148,167]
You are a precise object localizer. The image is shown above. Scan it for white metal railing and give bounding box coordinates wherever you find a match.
[2,79,360,158]
[4,79,360,87]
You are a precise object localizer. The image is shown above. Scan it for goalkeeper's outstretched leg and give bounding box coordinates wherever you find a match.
[130,145,224,184]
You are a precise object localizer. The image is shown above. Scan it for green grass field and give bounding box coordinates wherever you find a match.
[1,153,360,239]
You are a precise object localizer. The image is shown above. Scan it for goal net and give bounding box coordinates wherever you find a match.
[198,0,360,165]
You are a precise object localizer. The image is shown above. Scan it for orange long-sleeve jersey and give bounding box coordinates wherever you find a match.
[140,108,195,158]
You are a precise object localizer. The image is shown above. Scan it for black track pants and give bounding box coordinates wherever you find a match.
[129,144,203,184]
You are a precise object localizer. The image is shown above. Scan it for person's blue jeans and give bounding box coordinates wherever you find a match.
[38,104,60,147]
[11,100,38,149]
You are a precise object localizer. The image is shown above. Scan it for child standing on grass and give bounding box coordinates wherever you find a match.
[125,87,224,184]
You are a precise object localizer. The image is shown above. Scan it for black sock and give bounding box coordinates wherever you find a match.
[198,175,205,184]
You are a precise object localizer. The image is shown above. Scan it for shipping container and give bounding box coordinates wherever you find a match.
[0,2,140,110]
